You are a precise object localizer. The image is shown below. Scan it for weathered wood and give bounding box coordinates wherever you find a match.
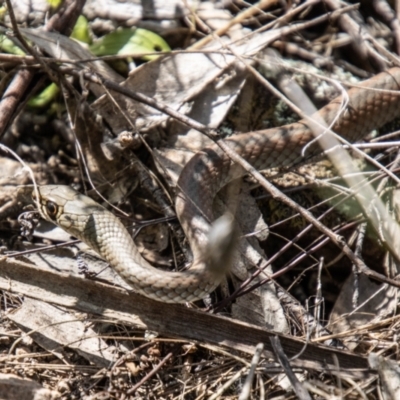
[0,257,369,372]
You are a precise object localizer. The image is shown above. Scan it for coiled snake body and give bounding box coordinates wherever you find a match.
[37,68,400,303]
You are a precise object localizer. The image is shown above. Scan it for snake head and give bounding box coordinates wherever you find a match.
[34,185,105,240]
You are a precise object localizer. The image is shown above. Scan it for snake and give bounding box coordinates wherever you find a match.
[35,67,400,303]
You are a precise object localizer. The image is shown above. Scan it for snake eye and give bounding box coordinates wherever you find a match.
[45,201,58,219]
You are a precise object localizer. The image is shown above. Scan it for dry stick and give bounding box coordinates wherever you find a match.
[273,40,333,68]
[0,258,371,372]
[131,158,192,261]
[5,0,59,83]
[245,61,400,261]
[0,0,358,138]
[0,50,251,66]
[74,2,398,60]
[6,240,81,258]
[45,0,85,36]
[253,59,400,184]
[126,352,173,394]
[15,5,398,288]
[229,2,359,50]
[244,167,394,292]
[0,0,85,138]
[51,0,358,130]
[369,34,400,66]
[96,84,190,259]
[324,0,387,70]
[244,196,399,295]
[372,0,400,56]
[270,336,312,400]
[217,140,400,290]
[345,150,400,307]
[278,74,400,243]
[221,0,333,50]
[208,367,248,400]
[190,0,278,50]
[216,212,362,307]
[0,68,34,136]
[313,314,400,343]
[237,162,397,298]
[0,0,358,106]
[238,343,264,400]
[56,66,400,290]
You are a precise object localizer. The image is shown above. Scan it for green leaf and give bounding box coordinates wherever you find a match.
[47,0,63,9]
[90,28,170,60]
[0,34,26,55]
[71,15,91,44]
[0,6,7,20]
[0,12,91,109]
[28,82,59,108]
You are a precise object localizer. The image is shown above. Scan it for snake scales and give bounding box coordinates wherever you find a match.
[36,68,400,303]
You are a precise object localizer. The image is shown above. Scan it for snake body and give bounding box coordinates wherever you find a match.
[37,68,400,303]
